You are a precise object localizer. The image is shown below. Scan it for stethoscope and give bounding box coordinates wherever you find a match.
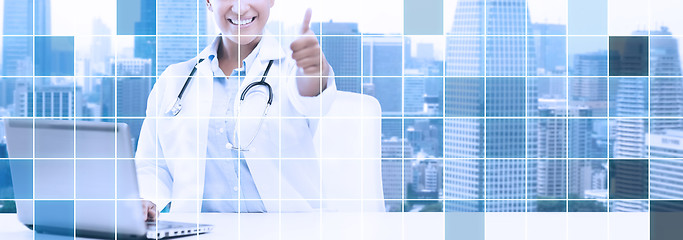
[167,58,275,151]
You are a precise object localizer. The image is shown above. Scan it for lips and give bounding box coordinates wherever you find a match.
[228,16,256,26]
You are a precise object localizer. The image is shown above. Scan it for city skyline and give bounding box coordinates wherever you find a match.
[1,0,683,215]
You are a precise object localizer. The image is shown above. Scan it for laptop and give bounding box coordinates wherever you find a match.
[4,119,213,239]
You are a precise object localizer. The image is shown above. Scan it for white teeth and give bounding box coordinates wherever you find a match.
[233,17,254,25]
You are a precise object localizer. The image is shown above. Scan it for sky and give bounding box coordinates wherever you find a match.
[0,0,682,66]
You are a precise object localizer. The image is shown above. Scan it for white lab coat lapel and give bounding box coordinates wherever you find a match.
[233,35,313,212]
[168,52,214,212]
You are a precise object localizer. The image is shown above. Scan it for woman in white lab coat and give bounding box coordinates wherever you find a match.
[135,0,336,219]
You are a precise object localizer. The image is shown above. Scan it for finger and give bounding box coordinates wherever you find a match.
[290,37,318,52]
[147,208,157,221]
[303,65,323,75]
[292,47,319,61]
[296,58,320,69]
[301,8,312,34]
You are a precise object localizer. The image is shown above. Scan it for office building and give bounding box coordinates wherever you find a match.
[363,36,403,114]
[13,80,83,118]
[611,28,682,212]
[529,23,566,76]
[132,0,156,76]
[404,77,426,114]
[157,0,207,74]
[381,137,414,211]
[411,159,443,198]
[444,0,529,212]
[114,59,153,148]
[2,0,38,107]
[311,22,361,93]
[649,130,683,199]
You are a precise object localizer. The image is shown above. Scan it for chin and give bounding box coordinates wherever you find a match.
[224,33,261,45]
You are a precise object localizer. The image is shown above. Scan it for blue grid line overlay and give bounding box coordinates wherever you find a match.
[0,0,681,239]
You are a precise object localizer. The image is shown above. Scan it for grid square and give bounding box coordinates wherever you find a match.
[650,78,683,117]
[528,36,567,76]
[35,159,74,200]
[568,0,607,35]
[486,37,526,76]
[8,159,33,199]
[607,0,649,36]
[485,159,526,200]
[35,36,75,76]
[527,159,567,199]
[444,36,485,76]
[362,36,402,77]
[568,37,608,76]
[609,37,649,76]
[568,200,607,212]
[445,212,484,240]
[405,36,444,77]
[3,0,33,35]
[486,77,525,117]
[75,159,115,199]
[569,77,608,117]
[35,200,74,237]
[409,77,442,116]
[609,118,649,158]
[75,200,115,239]
[567,213,607,240]
[569,118,606,158]
[320,36,362,77]
[485,119,525,158]
[404,118,443,157]
[528,200,567,212]
[609,160,648,199]
[650,159,683,199]
[445,77,484,117]
[650,0,682,33]
[609,77,649,117]
[651,200,683,240]
[609,200,648,212]
[116,36,156,76]
[117,0,156,35]
[1,37,34,76]
[157,1,198,35]
[373,78,402,114]
[404,0,443,35]
[569,159,607,199]
[157,36,198,76]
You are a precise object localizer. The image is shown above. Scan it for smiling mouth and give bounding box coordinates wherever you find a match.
[228,16,256,26]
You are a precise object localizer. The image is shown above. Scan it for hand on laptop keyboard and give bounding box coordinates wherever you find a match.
[142,200,157,222]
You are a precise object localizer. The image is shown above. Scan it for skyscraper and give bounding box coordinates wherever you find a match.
[133,0,157,76]
[381,137,414,211]
[13,80,83,118]
[611,28,683,212]
[649,130,683,199]
[444,0,530,212]
[311,22,361,93]
[364,36,403,114]
[2,0,36,108]
[157,0,207,74]
[115,59,153,148]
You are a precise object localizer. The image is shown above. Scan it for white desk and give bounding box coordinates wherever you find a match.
[0,212,444,240]
[0,212,649,240]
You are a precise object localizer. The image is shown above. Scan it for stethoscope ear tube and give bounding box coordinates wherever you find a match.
[168,59,205,116]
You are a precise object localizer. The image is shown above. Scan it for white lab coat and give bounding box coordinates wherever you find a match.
[135,34,337,213]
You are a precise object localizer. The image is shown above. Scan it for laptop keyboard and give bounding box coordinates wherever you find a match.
[146,221,198,230]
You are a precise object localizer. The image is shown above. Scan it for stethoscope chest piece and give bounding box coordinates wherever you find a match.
[169,98,182,116]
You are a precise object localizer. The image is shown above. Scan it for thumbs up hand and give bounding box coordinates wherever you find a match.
[290,8,330,96]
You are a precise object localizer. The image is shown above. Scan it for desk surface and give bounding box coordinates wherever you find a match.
[0,212,650,240]
[0,212,445,240]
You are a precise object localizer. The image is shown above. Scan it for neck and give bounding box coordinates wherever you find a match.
[218,36,261,68]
